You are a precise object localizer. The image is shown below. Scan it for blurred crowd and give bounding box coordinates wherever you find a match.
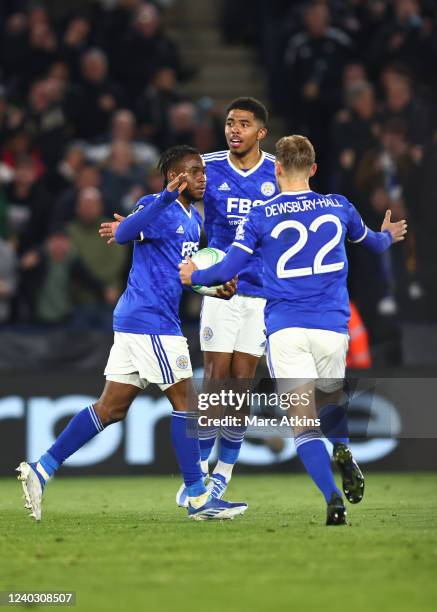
[0,0,225,329]
[222,0,437,361]
[1,0,436,364]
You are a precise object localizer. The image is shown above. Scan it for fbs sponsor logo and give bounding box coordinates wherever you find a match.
[218,182,231,191]
[227,197,264,214]
[202,326,213,341]
[181,241,199,257]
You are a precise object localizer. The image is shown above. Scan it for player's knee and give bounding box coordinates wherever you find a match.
[94,399,130,425]
[231,362,257,379]
[231,368,252,379]
[204,362,230,380]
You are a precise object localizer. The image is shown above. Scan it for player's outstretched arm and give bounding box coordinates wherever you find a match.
[179,245,250,287]
[356,210,407,254]
[115,173,188,244]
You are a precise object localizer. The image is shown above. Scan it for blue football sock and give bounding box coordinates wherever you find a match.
[171,411,206,497]
[198,424,219,462]
[319,403,349,446]
[295,430,342,503]
[40,405,104,476]
[218,424,247,465]
[38,452,60,479]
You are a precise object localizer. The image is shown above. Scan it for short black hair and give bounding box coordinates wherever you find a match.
[157,145,200,186]
[226,97,268,125]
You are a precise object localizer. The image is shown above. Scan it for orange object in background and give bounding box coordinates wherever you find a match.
[347,301,372,368]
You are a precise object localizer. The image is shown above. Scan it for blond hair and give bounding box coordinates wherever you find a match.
[275,135,315,173]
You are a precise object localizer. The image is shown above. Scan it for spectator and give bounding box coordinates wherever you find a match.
[379,64,430,150]
[26,5,58,81]
[1,5,58,95]
[20,231,104,326]
[282,1,353,186]
[3,156,50,253]
[44,141,86,198]
[21,78,70,166]
[354,118,419,317]
[51,162,102,231]
[367,0,437,87]
[342,61,369,92]
[86,108,158,168]
[114,2,182,99]
[0,238,17,324]
[166,101,198,149]
[333,80,380,193]
[100,140,146,214]
[75,48,124,139]
[97,0,143,65]
[66,187,126,328]
[135,66,183,148]
[60,15,93,82]
[0,128,45,179]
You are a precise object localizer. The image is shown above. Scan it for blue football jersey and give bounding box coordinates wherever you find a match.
[232,190,368,335]
[113,194,202,335]
[203,150,277,296]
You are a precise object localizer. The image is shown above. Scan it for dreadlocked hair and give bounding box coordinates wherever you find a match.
[157,145,200,186]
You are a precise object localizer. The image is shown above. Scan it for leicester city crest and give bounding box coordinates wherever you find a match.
[202,327,213,341]
[176,355,189,369]
[261,181,275,197]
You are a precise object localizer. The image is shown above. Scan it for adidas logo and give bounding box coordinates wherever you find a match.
[218,182,231,191]
[176,225,184,234]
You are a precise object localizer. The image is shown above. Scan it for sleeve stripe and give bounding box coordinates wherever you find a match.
[232,242,254,254]
[348,226,368,243]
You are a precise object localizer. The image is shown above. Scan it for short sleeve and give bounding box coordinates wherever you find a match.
[347,201,368,243]
[232,208,262,254]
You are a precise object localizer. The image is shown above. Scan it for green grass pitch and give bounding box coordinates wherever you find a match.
[1,473,436,612]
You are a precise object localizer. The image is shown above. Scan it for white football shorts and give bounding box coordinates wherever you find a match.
[266,327,349,393]
[104,332,193,391]
[200,294,266,357]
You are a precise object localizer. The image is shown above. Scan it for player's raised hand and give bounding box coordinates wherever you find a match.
[178,256,198,285]
[99,213,126,244]
[167,172,188,194]
[216,278,238,300]
[381,210,408,243]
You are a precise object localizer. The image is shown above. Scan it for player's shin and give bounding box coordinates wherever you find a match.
[317,386,350,446]
[198,424,219,475]
[37,405,105,482]
[171,410,208,508]
[318,402,349,446]
[295,430,342,503]
[215,424,247,480]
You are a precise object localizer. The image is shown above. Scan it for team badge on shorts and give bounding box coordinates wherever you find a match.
[176,355,189,369]
[261,181,275,197]
[202,327,213,341]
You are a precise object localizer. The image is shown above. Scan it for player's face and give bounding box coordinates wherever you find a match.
[176,154,206,201]
[225,109,266,156]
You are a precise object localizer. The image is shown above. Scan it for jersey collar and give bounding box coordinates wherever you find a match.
[281,190,312,195]
[176,199,192,218]
[227,150,265,177]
